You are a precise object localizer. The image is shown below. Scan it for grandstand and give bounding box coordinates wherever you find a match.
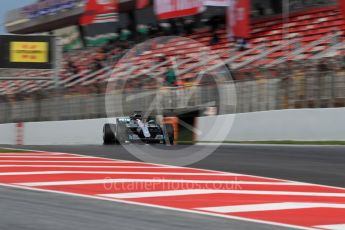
[1,0,345,122]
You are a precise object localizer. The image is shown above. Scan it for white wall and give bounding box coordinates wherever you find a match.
[23,119,109,145]
[23,118,120,145]
[197,108,345,141]
[0,123,16,145]
[0,108,345,145]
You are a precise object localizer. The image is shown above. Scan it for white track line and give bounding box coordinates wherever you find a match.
[196,202,345,213]
[314,224,345,230]
[0,171,240,176]
[0,165,168,168]
[0,154,66,156]
[98,189,345,199]
[99,190,231,199]
[0,156,104,159]
[0,160,149,163]
[0,153,65,156]
[18,179,305,187]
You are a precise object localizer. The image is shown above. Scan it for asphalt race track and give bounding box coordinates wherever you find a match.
[1,185,293,230]
[0,144,345,230]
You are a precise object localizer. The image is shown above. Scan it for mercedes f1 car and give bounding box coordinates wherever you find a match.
[103,112,174,145]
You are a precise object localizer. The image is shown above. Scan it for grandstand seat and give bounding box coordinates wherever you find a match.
[2,6,345,95]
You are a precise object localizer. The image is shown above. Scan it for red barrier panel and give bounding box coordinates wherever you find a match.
[16,122,24,146]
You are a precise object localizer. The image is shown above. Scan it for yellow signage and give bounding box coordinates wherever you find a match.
[10,42,48,63]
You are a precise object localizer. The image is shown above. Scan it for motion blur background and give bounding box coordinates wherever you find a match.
[0,0,344,127]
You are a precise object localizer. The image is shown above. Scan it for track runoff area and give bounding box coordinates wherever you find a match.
[0,149,345,230]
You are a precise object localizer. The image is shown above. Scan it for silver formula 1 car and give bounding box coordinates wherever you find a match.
[103,112,174,145]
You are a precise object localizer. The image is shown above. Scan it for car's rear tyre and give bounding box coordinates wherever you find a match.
[103,124,117,145]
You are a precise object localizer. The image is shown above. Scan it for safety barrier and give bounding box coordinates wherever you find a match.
[197,108,345,142]
[1,107,345,145]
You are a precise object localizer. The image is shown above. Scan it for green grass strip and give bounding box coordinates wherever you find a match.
[179,141,345,145]
[0,148,32,153]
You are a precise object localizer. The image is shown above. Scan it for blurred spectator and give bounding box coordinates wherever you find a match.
[208,16,222,32]
[166,67,177,86]
[254,3,265,16]
[161,58,177,87]
[169,19,183,35]
[96,48,106,61]
[119,28,132,41]
[103,39,117,54]
[210,33,220,45]
[148,23,159,37]
[208,16,223,45]
[92,58,104,72]
[159,22,172,36]
[67,60,79,75]
[184,19,195,35]
[137,24,149,42]
[236,38,250,51]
